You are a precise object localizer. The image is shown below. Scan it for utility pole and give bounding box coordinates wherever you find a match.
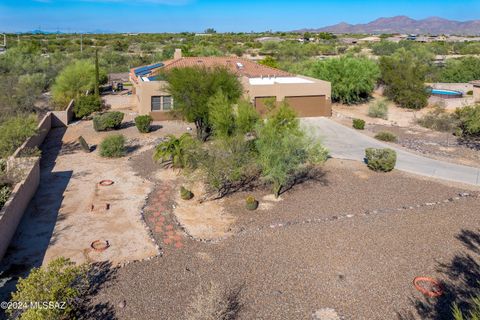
[80,33,83,53]
[1,33,5,47]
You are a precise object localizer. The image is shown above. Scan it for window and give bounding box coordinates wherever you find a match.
[151,96,161,111]
[162,96,172,110]
[151,95,173,111]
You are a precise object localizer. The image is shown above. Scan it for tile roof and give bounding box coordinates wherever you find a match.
[153,56,293,78]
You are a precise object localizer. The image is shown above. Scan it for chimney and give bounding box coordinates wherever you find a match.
[174,48,182,60]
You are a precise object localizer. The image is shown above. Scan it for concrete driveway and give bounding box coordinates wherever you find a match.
[302,117,480,187]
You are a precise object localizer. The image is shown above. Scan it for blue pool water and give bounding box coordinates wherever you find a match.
[430,89,463,96]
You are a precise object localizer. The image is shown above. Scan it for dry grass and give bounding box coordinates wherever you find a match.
[185,281,243,320]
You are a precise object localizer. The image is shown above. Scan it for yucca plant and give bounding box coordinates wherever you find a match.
[153,133,198,169]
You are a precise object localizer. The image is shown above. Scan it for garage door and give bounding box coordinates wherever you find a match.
[254,97,276,116]
[285,95,331,117]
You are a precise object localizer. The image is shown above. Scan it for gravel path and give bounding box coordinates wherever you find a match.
[88,160,480,320]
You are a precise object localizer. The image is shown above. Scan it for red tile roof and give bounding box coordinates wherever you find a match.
[154,56,293,78]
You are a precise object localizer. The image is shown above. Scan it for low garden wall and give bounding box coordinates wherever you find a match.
[0,99,74,262]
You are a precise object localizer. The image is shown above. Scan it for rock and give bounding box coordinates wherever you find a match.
[118,300,126,309]
[459,192,470,197]
[313,308,341,320]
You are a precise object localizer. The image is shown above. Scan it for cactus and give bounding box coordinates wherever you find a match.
[245,195,259,210]
[180,186,194,200]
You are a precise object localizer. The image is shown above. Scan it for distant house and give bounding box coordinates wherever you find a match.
[130,49,331,120]
[471,81,480,103]
[339,37,358,45]
[255,36,284,43]
[358,36,381,43]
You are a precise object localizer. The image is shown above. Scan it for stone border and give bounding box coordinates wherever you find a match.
[0,100,74,262]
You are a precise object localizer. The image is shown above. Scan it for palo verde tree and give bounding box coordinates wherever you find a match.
[379,48,431,109]
[166,66,242,141]
[308,55,380,104]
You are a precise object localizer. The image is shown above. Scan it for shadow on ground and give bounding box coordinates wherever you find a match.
[0,128,72,319]
[398,229,480,320]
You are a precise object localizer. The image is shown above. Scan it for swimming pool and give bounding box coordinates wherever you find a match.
[429,88,463,98]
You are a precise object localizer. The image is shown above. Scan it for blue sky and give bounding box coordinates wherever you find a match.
[0,0,479,33]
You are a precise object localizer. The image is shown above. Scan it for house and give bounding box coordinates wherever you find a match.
[471,81,480,102]
[129,49,331,120]
[357,36,381,43]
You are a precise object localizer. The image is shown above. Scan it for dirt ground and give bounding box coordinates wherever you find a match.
[88,156,480,320]
[332,96,480,167]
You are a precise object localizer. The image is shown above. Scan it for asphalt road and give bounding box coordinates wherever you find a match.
[302,117,480,186]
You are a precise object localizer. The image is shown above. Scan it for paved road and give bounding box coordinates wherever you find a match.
[302,117,480,186]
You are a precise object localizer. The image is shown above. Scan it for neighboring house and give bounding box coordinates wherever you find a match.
[129,49,331,120]
[471,81,480,103]
[358,36,381,43]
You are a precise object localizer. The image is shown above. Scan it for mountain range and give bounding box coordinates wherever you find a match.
[298,16,480,35]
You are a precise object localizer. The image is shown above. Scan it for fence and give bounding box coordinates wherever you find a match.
[0,100,74,262]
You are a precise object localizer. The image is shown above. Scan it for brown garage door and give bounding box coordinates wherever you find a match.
[254,96,276,116]
[285,95,331,117]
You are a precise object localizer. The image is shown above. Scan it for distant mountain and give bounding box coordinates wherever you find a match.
[298,16,480,35]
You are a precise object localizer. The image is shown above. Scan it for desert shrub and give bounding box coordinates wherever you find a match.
[185,281,242,320]
[245,195,259,211]
[0,115,38,158]
[198,134,260,198]
[365,148,397,172]
[368,100,389,119]
[99,134,126,158]
[73,95,102,119]
[454,104,480,136]
[135,115,153,133]
[417,106,459,133]
[453,296,480,320]
[352,118,365,130]
[7,257,88,320]
[308,56,380,104]
[235,100,259,135]
[92,111,124,132]
[153,134,199,168]
[374,131,397,142]
[0,185,11,210]
[180,186,194,200]
[380,48,430,109]
[467,90,474,96]
[255,103,328,197]
[208,90,235,138]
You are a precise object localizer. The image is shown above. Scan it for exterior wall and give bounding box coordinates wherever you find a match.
[51,99,74,127]
[133,80,176,120]
[246,75,332,117]
[0,158,40,261]
[11,113,52,159]
[474,86,480,103]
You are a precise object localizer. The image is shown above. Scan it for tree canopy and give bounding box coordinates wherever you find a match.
[166,66,243,141]
[308,56,380,104]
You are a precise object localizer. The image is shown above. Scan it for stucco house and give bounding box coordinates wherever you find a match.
[129,49,331,120]
[471,80,480,103]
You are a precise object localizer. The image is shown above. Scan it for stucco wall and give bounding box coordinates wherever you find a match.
[474,86,480,103]
[51,99,74,127]
[243,75,331,102]
[0,158,40,261]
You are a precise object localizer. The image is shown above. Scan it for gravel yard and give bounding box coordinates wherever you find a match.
[87,158,480,320]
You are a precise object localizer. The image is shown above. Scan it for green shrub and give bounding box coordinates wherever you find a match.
[0,185,11,210]
[153,134,199,168]
[235,100,259,134]
[417,106,459,133]
[99,134,126,158]
[0,115,38,158]
[365,148,397,172]
[374,131,397,142]
[180,186,194,200]
[93,111,124,132]
[368,100,389,120]
[135,115,153,133]
[73,95,102,119]
[245,195,259,210]
[352,118,365,130]
[455,104,480,136]
[466,90,474,96]
[7,257,88,320]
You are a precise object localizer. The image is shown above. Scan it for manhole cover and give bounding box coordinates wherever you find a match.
[91,240,110,252]
[99,180,114,186]
[413,277,444,298]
